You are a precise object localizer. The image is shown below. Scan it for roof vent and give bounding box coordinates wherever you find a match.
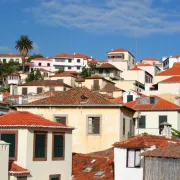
[94,171,105,178]
[84,166,94,172]
[80,95,89,103]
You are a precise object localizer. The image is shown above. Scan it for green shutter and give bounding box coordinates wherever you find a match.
[35,134,46,158]
[53,135,64,158]
[138,116,146,128]
[1,134,16,158]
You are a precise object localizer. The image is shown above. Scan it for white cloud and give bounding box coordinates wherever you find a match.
[0,46,12,53]
[32,42,40,54]
[25,0,180,37]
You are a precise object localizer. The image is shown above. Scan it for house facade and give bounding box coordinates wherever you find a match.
[0,111,74,180]
[141,58,162,68]
[16,87,135,153]
[124,96,180,135]
[0,53,24,64]
[6,73,21,85]
[162,54,180,70]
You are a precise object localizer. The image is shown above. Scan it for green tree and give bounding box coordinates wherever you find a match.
[172,128,180,137]
[34,69,42,80]
[27,54,44,62]
[15,35,33,72]
[79,64,97,77]
[26,69,42,82]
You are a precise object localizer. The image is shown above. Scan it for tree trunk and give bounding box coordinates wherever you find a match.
[22,56,25,72]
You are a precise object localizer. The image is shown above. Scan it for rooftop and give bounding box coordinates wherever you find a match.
[28,87,113,105]
[9,161,30,175]
[0,111,73,129]
[156,63,180,76]
[96,63,120,70]
[52,71,77,78]
[124,96,180,111]
[113,133,179,148]
[31,57,52,61]
[141,142,180,159]
[130,66,142,71]
[108,48,128,53]
[18,80,71,88]
[72,148,114,180]
[143,57,160,61]
[100,83,122,92]
[136,63,152,67]
[159,76,180,83]
[55,52,90,59]
[0,52,29,58]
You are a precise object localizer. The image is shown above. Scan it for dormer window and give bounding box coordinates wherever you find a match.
[127,94,133,102]
[80,95,89,103]
[150,97,155,104]
[84,166,94,172]
[94,171,105,178]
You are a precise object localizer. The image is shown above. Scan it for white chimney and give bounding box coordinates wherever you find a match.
[0,93,3,101]
[160,122,172,138]
[0,141,9,180]
[18,96,22,105]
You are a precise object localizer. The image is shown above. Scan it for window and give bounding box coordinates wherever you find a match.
[127,95,133,102]
[58,79,64,83]
[49,87,55,91]
[77,67,80,70]
[87,116,100,135]
[10,59,14,62]
[123,118,126,135]
[150,97,155,104]
[52,133,64,160]
[77,59,80,63]
[49,174,61,180]
[3,59,6,63]
[33,132,47,161]
[127,149,141,168]
[63,87,66,91]
[99,69,103,75]
[17,177,27,180]
[105,69,110,77]
[68,66,71,70]
[37,87,42,94]
[54,116,67,125]
[68,59,72,63]
[22,88,27,95]
[159,116,167,126]
[47,63,50,66]
[38,63,42,66]
[0,131,17,159]
[138,116,146,128]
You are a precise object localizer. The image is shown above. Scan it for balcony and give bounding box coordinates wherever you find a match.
[110,74,121,80]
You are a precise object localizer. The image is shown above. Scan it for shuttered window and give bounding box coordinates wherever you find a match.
[1,133,16,158]
[138,116,146,128]
[54,116,67,125]
[33,132,47,160]
[37,87,42,94]
[52,133,64,160]
[22,88,27,95]
[88,117,100,135]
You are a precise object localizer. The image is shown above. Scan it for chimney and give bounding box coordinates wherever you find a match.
[159,122,172,138]
[18,96,23,105]
[0,141,9,180]
[0,93,3,101]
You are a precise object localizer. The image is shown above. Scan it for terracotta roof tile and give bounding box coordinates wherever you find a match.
[2,92,10,97]
[159,76,180,83]
[18,80,71,88]
[156,63,180,76]
[130,66,142,71]
[29,87,113,105]
[100,83,122,92]
[97,63,118,69]
[72,148,114,180]
[124,96,180,111]
[143,57,159,61]
[136,63,152,66]
[110,96,123,104]
[9,161,30,175]
[141,142,180,158]
[32,58,52,61]
[0,111,73,129]
[52,71,77,78]
[108,48,128,53]
[0,53,23,57]
[113,133,179,148]
[55,52,90,59]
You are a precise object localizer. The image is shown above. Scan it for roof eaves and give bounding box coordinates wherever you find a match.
[0,125,74,129]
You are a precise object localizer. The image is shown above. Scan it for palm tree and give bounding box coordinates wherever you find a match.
[15,35,33,72]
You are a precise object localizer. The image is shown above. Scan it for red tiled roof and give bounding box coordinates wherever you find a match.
[32,57,52,61]
[108,48,128,53]
[72,148,114,180]
[28,87,113,105]
[2,92,10,97]
[113,133,179,148]
[136,63,152,66]
[9,161,30,175]
[18,80,71,88]
[101,83,122,92]
[55,52,90,59]
[110,96,123,104]
[130,66,142,70]
[97,63,118,70]
[124,96,180,111]
[172,54,180,58]
[159,76,180,83]
[88,60,107,65]
[52,71,77,78]
[8,73,20,77]
[0,111,73,129]
[0,53,22,57]
[156,63,180,76]
[143,57,159,61]
[141,142,180,158]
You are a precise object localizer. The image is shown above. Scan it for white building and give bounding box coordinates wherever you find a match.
[124,96,180,135]
[6,73,21,85]
[163,54,180,70]
[52,52,91,72]
[113,133,179,180]
[0,111,74,180]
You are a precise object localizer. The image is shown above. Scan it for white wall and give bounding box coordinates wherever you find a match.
[0,141,9,180]
[123,91,139,103]
[114,148,144,180]
[135,111,180,135]
[158,83,180,95]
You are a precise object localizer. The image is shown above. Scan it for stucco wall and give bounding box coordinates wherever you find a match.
[18,107,134,153]
[50,76,76,87]
[158,83,180,94]
[114,148,144,180]
[135,111,180,135]
[154,75,171,84]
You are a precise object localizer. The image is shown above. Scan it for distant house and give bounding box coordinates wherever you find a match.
[113,133,179,180]
[141,57,162,68]
[16,87,136,153]
[6,73,21,85]
[11,80,72,96]
[124,95,180,135]
[0,111,74,180]
[162,54,180,70]
[141,142,180,180]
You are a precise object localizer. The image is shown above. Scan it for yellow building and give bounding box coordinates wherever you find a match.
[16,87,135,153]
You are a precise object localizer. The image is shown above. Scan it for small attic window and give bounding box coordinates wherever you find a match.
[94,171,105,178]
[84,166,94,172]
[150,97,155,104]
[80,95,89,103]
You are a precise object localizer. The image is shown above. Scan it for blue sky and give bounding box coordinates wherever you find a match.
[0,0,180,61]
